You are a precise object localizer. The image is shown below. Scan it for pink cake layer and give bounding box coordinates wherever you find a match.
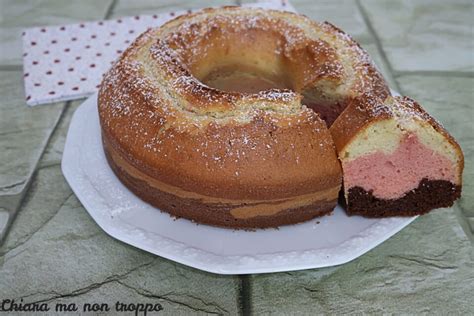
[344,133,456,199]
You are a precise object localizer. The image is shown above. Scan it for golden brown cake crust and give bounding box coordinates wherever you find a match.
[98,7,392,228]
[104,135,337,228]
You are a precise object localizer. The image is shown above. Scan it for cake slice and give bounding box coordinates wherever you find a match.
[330,95,463,217]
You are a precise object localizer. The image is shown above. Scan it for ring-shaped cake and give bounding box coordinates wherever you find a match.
[98,7,462,228]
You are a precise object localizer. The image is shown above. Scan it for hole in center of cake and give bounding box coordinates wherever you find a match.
[201,65,344,126]
[201,64,292,94]
[301,96,346,127]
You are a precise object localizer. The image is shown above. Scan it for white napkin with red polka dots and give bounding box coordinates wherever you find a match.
[21,0,295,106]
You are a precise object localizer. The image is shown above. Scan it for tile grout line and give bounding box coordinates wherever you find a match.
[394,70,474,78]
[454,204,474,243]
[355,0,402,93]
[0,65,23,71]
[104,0,118,20]
[35,102,70,168]
[238,274,252,316]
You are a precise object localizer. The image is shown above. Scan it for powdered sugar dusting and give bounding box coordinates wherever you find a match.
[99,7,388,169]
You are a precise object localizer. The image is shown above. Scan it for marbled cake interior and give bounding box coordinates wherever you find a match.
[344,133,457,199]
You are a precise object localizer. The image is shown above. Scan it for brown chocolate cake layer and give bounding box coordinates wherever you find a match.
[105,148,336,229]
[346,178,461,217]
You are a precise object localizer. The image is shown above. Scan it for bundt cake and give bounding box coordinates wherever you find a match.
[98,7,462,228]
[330,96,464,216]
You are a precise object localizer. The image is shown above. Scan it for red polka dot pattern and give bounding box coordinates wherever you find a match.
[21,1,293,106]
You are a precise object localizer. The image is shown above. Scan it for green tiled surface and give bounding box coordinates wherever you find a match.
[0,0,113,66]
[38,100,83,169]
[250,209,473,314]
[291,0,373,44]
[0,166,240,315]
[0,70,64,240]
[359,0,474,73]
[0,0,472,314]
[0,71,64,192]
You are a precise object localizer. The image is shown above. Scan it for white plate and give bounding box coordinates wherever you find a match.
[62,93,417,275]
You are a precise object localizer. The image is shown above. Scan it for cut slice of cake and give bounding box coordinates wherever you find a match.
[330,95,464,217]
